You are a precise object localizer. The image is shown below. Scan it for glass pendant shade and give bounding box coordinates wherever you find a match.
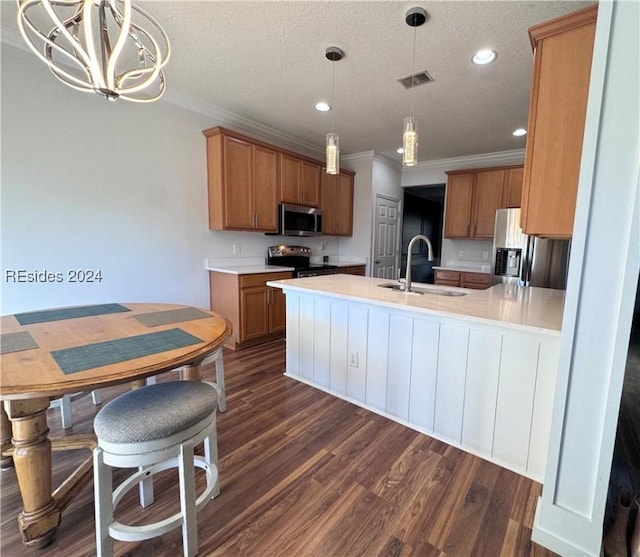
[402,117,418,166]
[326,133,339,175]
[16,0,171,102]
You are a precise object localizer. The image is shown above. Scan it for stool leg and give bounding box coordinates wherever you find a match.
[138,466,154,508]
[93,448,114,557]
[214,351,226,412]
[59,394,73,429]
[204,428,220,498]
[178,441,197,557]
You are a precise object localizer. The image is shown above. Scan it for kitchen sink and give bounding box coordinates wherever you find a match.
[377,282,467,297]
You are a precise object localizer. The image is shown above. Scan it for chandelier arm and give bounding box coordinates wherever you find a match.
[114,35,162,93]
[80,0,108,89]
[18,4,94,89]
[128,1,171,65]
[104,0,132,92]
[117,72,165,102]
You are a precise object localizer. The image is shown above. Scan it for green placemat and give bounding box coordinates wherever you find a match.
[15,303,131,325]
[0,331,38,354]
[134,307,211,327]
[50,328,204,374]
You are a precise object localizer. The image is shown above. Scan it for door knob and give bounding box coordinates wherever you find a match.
[375,260,381,264]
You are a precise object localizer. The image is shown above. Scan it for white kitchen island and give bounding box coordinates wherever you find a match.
[267,274,565,482]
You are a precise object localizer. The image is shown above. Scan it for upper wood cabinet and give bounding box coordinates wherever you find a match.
[504,167,524,209]
[444,165,524,239]
[520,5,597,238]
[321,172,354,236]
[279,153,321,207]
[203,128,278,232]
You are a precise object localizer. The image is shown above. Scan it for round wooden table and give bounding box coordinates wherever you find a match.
[0,303,231,549]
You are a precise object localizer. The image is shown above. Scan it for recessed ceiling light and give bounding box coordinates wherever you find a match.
[472,49,497,65]
[314,101,331,112]
[397,147,404,154]
[512,128,527,136]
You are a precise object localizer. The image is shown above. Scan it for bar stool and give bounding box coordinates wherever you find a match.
[93,381,220,557]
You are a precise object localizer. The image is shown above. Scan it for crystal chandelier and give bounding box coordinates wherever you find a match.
[16,0,171,102]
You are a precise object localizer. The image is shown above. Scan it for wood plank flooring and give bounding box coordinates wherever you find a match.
[1,339,556,556]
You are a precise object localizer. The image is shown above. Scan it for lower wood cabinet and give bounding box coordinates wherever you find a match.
[209,271,292,349]
[338,265,366,276]
[434,270,491,290]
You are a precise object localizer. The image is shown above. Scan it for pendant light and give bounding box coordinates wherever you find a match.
[325,46,344,175]
[16,0,170,102]
[402,7,427,166]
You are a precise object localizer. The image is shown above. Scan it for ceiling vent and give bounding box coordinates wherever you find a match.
[398,70,434,89]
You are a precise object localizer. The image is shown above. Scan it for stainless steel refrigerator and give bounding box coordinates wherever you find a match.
[491,208,570,289]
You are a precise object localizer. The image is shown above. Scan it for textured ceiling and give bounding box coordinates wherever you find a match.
[2,0,596,163]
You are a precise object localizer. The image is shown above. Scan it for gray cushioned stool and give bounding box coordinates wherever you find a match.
[93,381,219,557]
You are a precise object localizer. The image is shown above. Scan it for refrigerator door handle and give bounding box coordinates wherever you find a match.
[520,236,532,286]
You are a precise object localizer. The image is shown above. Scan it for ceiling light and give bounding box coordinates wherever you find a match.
[512,128,527,136]
[315,102,331,112]
[16,0,170,102]
[472,49,497,65]
[325,46,344,175]
[402,7,427,167]
[397,148,404,154]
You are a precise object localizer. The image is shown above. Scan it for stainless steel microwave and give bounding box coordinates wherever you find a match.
[277,203,322,236]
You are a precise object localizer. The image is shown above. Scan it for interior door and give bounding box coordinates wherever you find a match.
[372,195,400,279]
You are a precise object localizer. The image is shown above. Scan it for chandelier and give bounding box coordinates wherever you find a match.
[16,0,171,102]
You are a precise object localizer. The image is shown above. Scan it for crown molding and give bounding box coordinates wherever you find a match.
[342,151,375,163]
[163,89,325,160]
[412,149,526,172]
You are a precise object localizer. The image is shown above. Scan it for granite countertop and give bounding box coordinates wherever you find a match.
[207,264,295,275]
[433,265,491,274]
[267,274,564,335]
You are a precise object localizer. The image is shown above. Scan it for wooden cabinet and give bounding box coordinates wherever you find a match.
[338,265,366,276]
[520,5,597,238]
[209,271,293,349]
[504,167,524,209]
[279,153,321,207]
[321,172,354,236]
[204,128,278,232]
[434,270,491,290]
[444,166,523,239]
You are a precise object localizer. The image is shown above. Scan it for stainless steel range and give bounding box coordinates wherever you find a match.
[267,245,338,278]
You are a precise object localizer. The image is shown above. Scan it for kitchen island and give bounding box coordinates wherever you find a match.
[267,274,564,482]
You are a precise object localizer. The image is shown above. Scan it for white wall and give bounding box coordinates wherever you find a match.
[0,44,339,314]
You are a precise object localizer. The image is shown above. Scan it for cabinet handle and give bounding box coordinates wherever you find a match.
[254,212,258,228]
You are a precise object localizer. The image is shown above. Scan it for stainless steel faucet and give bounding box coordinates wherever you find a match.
[404,234,434,292]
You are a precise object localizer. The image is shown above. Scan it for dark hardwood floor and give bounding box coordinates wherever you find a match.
[1,339,556,556]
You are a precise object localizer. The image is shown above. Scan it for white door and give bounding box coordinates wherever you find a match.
[372,195,400,279]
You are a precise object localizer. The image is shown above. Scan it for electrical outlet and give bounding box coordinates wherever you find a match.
[349,351,359,368]
[319,241,326,251]
[458,250,464,258]
[483,251,489,260]
[232,243,241,255]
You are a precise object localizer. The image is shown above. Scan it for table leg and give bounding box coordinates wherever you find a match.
[4,398,61,548]
[182,363,202,381]
[1,403,14,469]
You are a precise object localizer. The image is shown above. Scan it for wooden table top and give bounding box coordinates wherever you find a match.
[0,303,232,400]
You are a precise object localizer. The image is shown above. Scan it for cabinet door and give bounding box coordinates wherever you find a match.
[253,145,278,231]
[320,173,337,235]
[300,160,321,207]
[434,270,461,287]
[473,170,505,238]
[460,272,491,290]
[504,167,524,209]
[268,286,287,334]
[240,286,269,341]
[335,173,354,236]
[223,136,253,229]
[521,11,596,237]
[444,173,474,238]
[279,153,301,204]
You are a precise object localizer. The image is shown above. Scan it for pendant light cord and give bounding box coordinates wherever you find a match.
[410,24,417,119]
[331,58,336,134]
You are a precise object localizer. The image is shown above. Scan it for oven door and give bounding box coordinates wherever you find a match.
[280,204,322,237]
